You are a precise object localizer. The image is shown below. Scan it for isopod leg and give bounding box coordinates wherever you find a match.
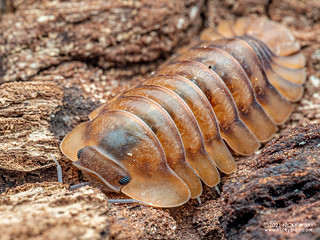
[69,182,91,190]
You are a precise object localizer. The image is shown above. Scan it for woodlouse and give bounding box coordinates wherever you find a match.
[60,17,306,207]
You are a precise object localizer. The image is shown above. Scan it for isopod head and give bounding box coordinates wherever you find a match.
[76,145,132,192]
[61,110,191,207]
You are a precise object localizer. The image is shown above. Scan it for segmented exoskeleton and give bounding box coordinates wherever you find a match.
[61,17,306,207]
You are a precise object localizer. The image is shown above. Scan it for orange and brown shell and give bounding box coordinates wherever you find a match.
[60,17,306,207]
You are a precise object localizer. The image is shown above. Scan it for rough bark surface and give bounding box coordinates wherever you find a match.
[0,183,177,240]
[1,0,203,82]
[193,124,320,239]
[0,0,319,239]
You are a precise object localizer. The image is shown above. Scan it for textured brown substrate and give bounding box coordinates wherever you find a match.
[0,0,319,239]
[194,124,320,239]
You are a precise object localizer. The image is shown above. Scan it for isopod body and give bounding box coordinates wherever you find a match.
[61,17,306,207]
